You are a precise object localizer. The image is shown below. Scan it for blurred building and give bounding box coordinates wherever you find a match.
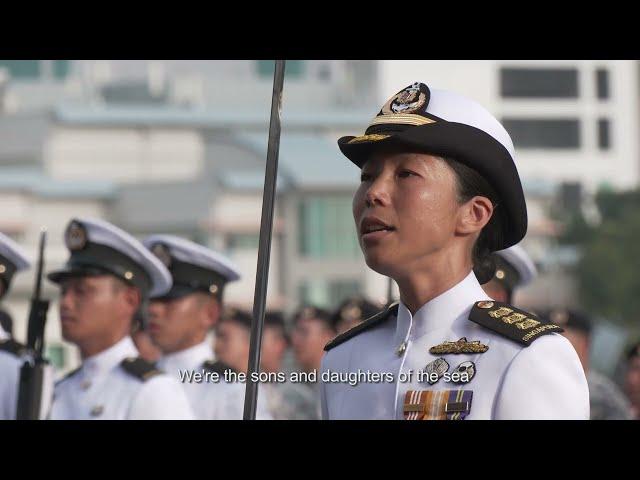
[379,60,639,191]
[0,60,388,373]
[0,60,638,374]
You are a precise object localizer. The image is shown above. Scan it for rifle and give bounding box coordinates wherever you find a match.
[243,60,286,420]
[16,230,52,420]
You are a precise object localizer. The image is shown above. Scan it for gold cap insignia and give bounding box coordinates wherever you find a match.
[150,243,172,268]
[381,82,428,115]
[65,221,88,251]
[477,301,494,309]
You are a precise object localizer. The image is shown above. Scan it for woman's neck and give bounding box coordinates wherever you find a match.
[394,248,474,315]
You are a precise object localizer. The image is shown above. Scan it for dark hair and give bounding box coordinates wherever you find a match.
[627,341,640,360]
[0,309,13,337]
[443,157,506,284]
[219,308,253,331]
[291,305,335,334]
[264,311,290,344]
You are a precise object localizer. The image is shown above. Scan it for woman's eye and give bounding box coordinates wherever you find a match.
[360,172,373,182]
[398,170,417,178]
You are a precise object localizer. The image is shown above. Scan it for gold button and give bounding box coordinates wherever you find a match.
[396,341,407,356]
[477,301,494,309]
[495,270,505,280]
[209,284,218,294]
[0,265,5,274]
[124,271,133,280]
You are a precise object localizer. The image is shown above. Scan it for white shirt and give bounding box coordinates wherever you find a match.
[321,271,589,420]
[158,341,272,420]
[0,326,23,420]
[50,336,195,420]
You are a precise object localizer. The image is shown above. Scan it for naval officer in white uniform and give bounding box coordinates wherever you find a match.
[47,218,195,420]
[143,235,272,420]
[320,82,589,420]
[0,232,32,420]
[481,244,537,304]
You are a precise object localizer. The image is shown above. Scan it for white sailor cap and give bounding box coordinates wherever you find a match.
[493,244,537,289]
[0,232,31,299]
[47,218,172,298]
[143,234,241,300]
[338,81,527,251]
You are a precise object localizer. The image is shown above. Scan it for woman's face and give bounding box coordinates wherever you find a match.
[352,150,461,277]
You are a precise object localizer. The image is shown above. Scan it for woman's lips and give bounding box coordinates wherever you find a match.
[360,216,396,245]
[361,228,395,245]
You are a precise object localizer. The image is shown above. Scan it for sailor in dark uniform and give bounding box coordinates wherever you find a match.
[47,218,194,419]
[320,82,589,420]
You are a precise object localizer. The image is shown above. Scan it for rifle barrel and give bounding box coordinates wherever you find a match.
[33,230,46,300]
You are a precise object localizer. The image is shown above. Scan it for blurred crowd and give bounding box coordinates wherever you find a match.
[1,220,638,420]
[132,294,640,420]
[131,296,384,420]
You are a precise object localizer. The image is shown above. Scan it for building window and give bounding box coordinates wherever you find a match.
[0,60,41,79]
[256,60,305,79]
[298,196,361,259]
[596,68,609,100]
[598,118,611,150]
[502,118,580,149]
[500,68,578,98]
[317,63,331,81]
[558,182,582,213]
[53,60,70,80]
[227,233,260,251]
[298,279,362,309]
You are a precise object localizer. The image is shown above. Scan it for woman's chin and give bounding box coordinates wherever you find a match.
[363,252,397,277]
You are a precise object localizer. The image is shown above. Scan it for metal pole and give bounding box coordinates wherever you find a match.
[243,60,285,420]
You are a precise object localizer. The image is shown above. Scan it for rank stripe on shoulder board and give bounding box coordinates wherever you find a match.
[469,301,563,346]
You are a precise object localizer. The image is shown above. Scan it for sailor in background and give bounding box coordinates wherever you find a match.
[623,342,640,419]
[320,81,589,420]
[542,308,633,420]
[331,296,383,335]
[0,233,32,420]
[144,235,271,420]
[480,244,537,304]
[260,311,319,419]
[47,218,194,420]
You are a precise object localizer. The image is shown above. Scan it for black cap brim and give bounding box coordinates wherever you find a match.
[149,284,204,301]
[338,122,527,250]
[48,265,117,284]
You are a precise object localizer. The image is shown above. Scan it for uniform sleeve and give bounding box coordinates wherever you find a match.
[493,334,590,420]
[0,355,21,420]
[320,354,329,420]
[255,390,274,420]
[128,375,196,420]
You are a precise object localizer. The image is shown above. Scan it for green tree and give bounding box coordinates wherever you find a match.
[574,189,640,326]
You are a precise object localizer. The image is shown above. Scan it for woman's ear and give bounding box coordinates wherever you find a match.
[456,195,494,235]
